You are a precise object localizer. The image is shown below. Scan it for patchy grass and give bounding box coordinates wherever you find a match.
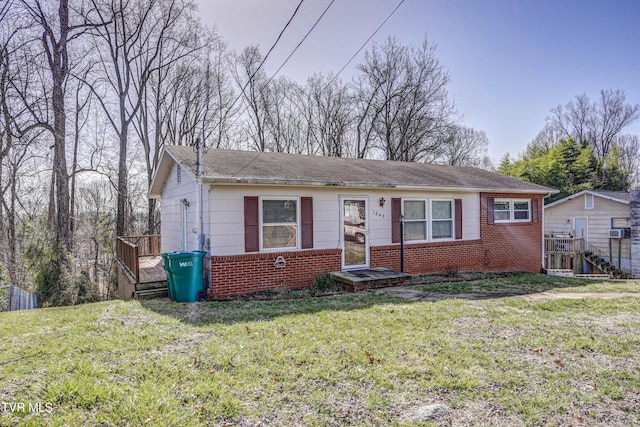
[412,271,640,295]
[1,280,639,426]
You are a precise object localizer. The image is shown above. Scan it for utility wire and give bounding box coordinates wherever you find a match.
[211,0,306,142]
[254,0,306,81]
[209,0,405,147]
[327,0,405,87]
[268,0,336,82]
[223,0,336,139]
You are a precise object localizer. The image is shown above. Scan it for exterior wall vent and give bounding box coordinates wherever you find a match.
[584,193,594,209]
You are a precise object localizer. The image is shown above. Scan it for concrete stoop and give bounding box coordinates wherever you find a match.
[331,268,411,292]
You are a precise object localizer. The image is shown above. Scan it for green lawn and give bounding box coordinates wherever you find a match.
[1,275,639,426]
[412,271,640,294]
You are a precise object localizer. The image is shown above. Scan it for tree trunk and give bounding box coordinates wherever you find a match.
[116,122,128,237]
[52,70,71,250]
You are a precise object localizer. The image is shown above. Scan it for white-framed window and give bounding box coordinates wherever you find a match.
[260,197,299,250]
[611,217,631,229]
[494,199,530,223]
[402,198,454,241]
[403,200,427,241]
[493,200,511,221]
[431,200,453,239]
[585,193,594,209]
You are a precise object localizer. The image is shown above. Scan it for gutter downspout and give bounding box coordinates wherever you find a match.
[196,137,204,252]
[542,193,552,272]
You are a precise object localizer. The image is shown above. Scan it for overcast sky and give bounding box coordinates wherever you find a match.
[195,0,640,161]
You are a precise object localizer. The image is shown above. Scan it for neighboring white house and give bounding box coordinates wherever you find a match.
[544,190,633,274]
[147,146,556,297]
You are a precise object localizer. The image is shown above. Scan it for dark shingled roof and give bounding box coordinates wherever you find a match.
[159,145,555,193]
[590,190,630,203]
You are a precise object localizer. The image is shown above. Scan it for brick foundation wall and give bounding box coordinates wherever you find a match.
[370,240,485,274]
[210,249,342,297]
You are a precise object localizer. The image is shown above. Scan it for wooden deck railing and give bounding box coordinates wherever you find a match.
[544,235,585,272]
[544,236,584,254]
[119,235,162,257]
[116,235,161,283]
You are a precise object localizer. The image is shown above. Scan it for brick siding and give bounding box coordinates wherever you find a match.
[371,193,543,275]
[210,249,341,297]
[479,192,543,273]
[370,240,485,274]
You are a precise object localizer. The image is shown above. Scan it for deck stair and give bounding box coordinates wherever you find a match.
[584,242,631,279]
[134,279,169,299]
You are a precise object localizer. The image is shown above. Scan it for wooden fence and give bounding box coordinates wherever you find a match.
[1,285,38,311]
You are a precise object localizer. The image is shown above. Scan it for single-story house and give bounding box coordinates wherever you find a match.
[148,146,556,297]
[544,190,637,275]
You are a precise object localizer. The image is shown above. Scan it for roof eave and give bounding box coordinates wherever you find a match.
[544,189,629,208]
[201,176,556,194]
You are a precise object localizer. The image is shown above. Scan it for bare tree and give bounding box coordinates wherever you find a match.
[86,0,197,237]
[68,70,93,237]
[16,0,100,250]
[1,2,45,284]
[131,5,212,235]
[616,134,640,189]
[303,73,353,157]
[528,122,563,155]
[233,45,272,152]
[548,89,640,158]
[441,125,490,168]
[355,36,456,162]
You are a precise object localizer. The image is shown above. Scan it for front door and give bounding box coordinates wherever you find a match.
[341,198,369,269]
[574,217,588,240]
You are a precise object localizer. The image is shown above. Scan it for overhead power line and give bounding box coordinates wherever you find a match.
[212,0,306,142]
[254,0,306,81]
[327,0,406,87]
[268,0,337,81]
[221,0,336,140]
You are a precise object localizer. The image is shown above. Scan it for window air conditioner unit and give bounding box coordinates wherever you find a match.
[609,229,624,238]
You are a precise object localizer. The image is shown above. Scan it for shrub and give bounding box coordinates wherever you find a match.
[23,238,102,307]
[444,264,459,278]
[313,272,335,292]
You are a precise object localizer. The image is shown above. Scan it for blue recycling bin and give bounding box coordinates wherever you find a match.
[167,251,207,303]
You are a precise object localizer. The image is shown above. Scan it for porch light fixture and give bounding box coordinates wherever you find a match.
[379,197,386,207]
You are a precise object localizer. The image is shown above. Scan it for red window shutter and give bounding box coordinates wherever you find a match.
[301,197,313,249]
[487,197,495,225]
[454,199,463,239]
[391,198,401,243]
[532,197,539,223]
[244,196,259,252]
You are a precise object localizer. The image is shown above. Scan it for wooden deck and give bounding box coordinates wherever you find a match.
[116,235,168,299]
[138,256,167,284]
